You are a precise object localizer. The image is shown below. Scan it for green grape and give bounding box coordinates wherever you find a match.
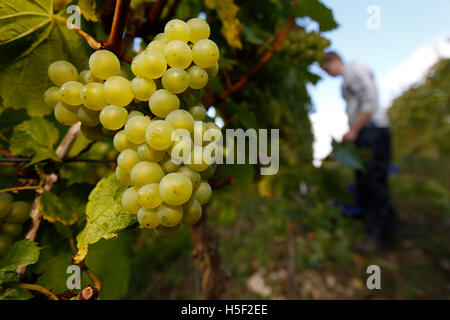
[131,52,144,77]
[137,49,167,80]
[0,234,12,257]
[165,109,194,132]
[146,40,166,53]
[113,131,138,153]
[1,223,23,240]
[187,66,208,89]
[157,203,183,227]
[77,106,100,127]
[187,18,210,43]
[48,60,78,86]
[159,172,193,206]
[164,19,191,43]
[153,33,167,42]
[181,89,202,106]
[161,154,181,173]
[137,143,165,162]
[193,180,212,205]
[145,120,174,150]
[156,225,179,237]
[59,81,84,105]
[104,76,134,106]
[192,121,207,146]
[80,82,107,111]
[148,89,180,118]
[137,207,160,228]
[89,50,121,80]
[6,201,30,223]
[127,110,145,120]
[99,105,128,130]
[117,149,140,173]
[79,70,101,84]
[81,125,104,141]
[169,136,193,164]
[186,146,210,172]
[188,105,207,121]
[205,62,219,79]
[121,187,140,214]
[137,183,163,209]
[192,39,220,68]
[0,193,13,219]
[54,102,79,125]
[115,166,132,186]
[178,166,201,189]
[162,67,190,94]
[182,198,202,226]
[163,40,192,69]
[130,161,164,187]
[131,77,156,101]
[124,116,151,145]
[44,87,60,108]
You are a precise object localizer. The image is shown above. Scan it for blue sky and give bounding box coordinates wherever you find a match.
[306,0,450,162]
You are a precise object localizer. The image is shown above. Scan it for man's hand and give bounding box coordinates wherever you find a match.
[342,129,358,143]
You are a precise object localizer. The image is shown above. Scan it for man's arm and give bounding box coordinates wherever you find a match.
[343,111,372,142]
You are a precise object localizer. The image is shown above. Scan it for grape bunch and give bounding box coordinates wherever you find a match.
[44,18,221,235]
[0,193,31,257]
[281,29,331,65]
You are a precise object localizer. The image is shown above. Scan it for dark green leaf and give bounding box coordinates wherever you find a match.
[293,0,339,31]
[0,240,40,271]
[331,139,365,170]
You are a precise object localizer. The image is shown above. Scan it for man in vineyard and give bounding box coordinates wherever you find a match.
[320,52,397,250]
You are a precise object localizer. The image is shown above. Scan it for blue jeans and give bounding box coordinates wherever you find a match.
[355,127,397,244]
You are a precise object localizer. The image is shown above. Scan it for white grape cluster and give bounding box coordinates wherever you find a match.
[43,18,220,235]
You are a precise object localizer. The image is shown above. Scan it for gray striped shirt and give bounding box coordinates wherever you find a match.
[341,62,389,128]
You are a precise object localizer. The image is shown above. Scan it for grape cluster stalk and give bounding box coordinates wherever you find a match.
[43,18,221,235]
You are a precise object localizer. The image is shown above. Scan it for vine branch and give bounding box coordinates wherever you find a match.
[218,16,295,101]
[11,283,59,300]
[16,123,82,276]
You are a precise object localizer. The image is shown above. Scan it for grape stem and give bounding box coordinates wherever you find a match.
[52,0,133,64]
[16,123,82,276]
[10,283,59,300]
[218,16,295,101]
[0,185,40,193]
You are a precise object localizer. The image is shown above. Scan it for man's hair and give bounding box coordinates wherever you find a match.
[321,51,342,65]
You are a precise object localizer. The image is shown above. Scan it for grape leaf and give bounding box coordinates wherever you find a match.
[293,0,339,32]
[40,191,78,225]
[0,0,90,117]
[74,174,137,263]
[78,0,98,22]
[0,239,40,271]
[82,235,133,300]
[9,118,60,163]
[0,271,19,285]
[0,288,32,300]
[331,139,365,170]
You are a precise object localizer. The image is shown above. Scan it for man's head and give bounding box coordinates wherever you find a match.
[320,51,344,77]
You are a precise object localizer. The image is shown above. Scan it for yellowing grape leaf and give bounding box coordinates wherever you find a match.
[9,118,60,163]
[74,174,137,263]
[204,0,243,49]
[0,0,90,117]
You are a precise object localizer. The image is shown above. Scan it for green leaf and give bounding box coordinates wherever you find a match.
[0,287,32,300]
[78,0,98,21]
[74,174,137,263]
[242,26,264,45]
[0,271,19,285]
[9,118,59,161]
[331,139,365,170]
[0,240,40,271]
[0,0,90,117]
[82,235,133,300]
[227,100,258,129]
[293,0,339,32]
